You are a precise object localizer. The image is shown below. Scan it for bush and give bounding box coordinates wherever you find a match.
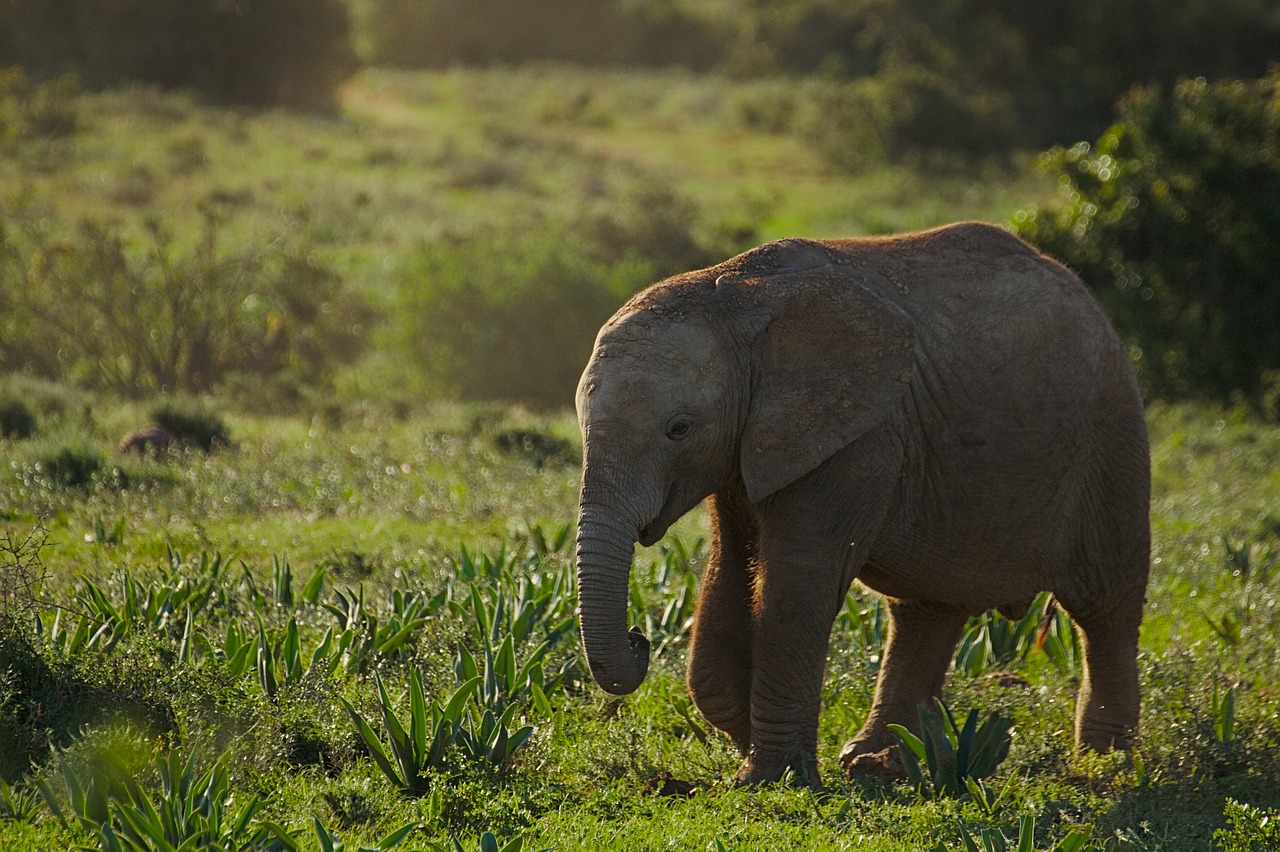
[0,205,374,398]
[0,67,78,140]
[32,441,102,489]
[0,0,356,111]
[1015,70,1280,407]
[396,179,752,407]
[362,0,728,71]
[397,225,653,408]
[0,397,35,439]
[151,401,230,453]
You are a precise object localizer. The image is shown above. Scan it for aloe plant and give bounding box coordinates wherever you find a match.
[66,551,229,653]
[1212,679,1236,743]
[952,593,1080,677]
[627,538,704,657]
[261,815,421,852]
[342,671,481,796]
[936,815,1103,851]
[889,698,1014,799]
[0,778,40,822]
[432,831,552,852]
[38,747,286,851]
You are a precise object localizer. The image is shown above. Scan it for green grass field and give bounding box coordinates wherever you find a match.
[2,68,1279,850]
[1,394,1278,850]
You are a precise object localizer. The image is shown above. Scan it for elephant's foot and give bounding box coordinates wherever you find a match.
[839,734,907,782]
[733,749,820,788]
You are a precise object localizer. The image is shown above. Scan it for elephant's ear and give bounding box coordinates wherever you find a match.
[739,272,915,503]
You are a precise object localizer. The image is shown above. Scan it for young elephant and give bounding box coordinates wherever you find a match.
[574,222,1150,786]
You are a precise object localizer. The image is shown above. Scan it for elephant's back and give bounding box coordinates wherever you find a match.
[832,223,1125,393]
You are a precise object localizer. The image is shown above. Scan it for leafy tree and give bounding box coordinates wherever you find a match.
[0,0,356,110]
[1016,69,1280,408]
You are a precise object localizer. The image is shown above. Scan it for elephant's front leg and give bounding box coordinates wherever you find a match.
[734,540,849,787]
[688,495,756,753]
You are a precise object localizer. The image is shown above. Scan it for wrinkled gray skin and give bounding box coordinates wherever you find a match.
[574,222,1150,786]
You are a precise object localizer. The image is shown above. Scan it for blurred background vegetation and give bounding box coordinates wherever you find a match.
[1,0,1278,411]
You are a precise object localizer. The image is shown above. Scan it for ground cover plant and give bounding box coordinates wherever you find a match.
[0,393,1278,850]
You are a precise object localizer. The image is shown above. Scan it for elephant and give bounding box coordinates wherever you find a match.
[573,221,1150,786]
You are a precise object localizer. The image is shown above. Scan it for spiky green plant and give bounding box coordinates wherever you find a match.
[889,699,1014,799]
[38,747,285,851]
[342,671,481,796]
[935,815,1103,851]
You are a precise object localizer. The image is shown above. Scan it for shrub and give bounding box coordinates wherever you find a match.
[0,397,35,439]
[393,171,753,407]
[0,0,356,111]
[0,206,374,397]
[362,0,728,71]
[151,401,230,453]
[1216,798,1280,851]
[33,441,102,489]
[396,227,644,407]
[0,67,78,140]
[1015,70,1280,407]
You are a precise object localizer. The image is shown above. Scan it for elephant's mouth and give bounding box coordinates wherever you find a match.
[638,519,670,547]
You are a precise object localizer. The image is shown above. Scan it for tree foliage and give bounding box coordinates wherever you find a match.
[0,0,356,110]
[1016,69,1280,408]
[359,0,1280,153]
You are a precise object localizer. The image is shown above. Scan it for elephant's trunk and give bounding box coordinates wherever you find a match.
[576,505,650,695]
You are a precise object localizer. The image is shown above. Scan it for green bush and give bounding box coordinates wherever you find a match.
[362,0,728,70]
[1216,798,1280,851]
[0,397,35,439]
[0,206,374,398]
[396,180,748,407]
[0,67,78,141]
[151,401,230,453]
[397,227,650,407]
[0,0,356,111]
[1015,70,1280,407]
[32,442,102,489]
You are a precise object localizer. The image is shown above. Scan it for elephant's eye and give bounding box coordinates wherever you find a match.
[665,415,693,441]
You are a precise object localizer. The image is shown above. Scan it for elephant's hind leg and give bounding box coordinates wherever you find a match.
[1058,573,1145,751]
[840,598,968,778]
[687,494,756,752]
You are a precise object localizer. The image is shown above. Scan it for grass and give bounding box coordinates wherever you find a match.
[1,394,1278,850]
[2,65,1052,295]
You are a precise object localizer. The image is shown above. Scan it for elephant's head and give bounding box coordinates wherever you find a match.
[574,239,915,695]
